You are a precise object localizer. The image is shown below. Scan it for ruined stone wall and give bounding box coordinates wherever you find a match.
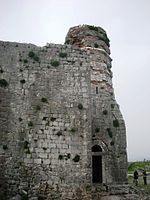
[0,25,128,200]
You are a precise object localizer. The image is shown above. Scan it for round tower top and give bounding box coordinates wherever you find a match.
[65,25,110,54]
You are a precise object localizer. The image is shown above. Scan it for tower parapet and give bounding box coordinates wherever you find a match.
[65,24,110,54]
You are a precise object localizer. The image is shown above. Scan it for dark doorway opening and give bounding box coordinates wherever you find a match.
[92,155,102,183]
[92,145,103,183]
[92,145,102,152]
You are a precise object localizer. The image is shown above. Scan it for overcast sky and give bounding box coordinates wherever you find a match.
[0,0,150,161]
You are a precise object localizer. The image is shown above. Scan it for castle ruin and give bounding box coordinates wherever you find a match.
[0,25,128,200]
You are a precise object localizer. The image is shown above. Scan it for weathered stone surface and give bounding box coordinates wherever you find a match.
[0,25,128,200]
[101,196,122,200]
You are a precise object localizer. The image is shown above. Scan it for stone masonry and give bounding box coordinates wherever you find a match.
[0,25,128,200]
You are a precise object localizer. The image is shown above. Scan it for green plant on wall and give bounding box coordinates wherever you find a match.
[95,127,100,133]
[21,193,29,200]
[35,105,41,111]
[3,144,8,150]
[23,59,28,63]
[59,52,67,58]
[58,155,64,160]
[56,130,62,136]
[0,79,9,87]
[72,154,80,162]
[37,195,46,200]
[28,51,40,62]
[98,34,110,47]
[24,141,29,149]
[28,121,33,127]
[103,33,110,47]
[33,55,39,62]
[25,149,31,154]
[103,110,108,115]
[107,128,113,138]
[0,67,4,73]
[42,117,47,120]
[24,141,31,154]
[78,103,83,110]
[94,43,99,48]
[50,60,60,67]
[50,117,56,122]
[70,128,76,133]
[67,153,71,159]
[20,79,26,84]
[28,51,34,57]
[64,40,70,45]
[41,97,48,103]
[111,104,115,109]
[88,25,98,31]
[110,141,115,146]
[18,117,23,122]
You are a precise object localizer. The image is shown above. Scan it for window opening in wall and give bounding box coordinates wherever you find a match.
[92,145,102,183]
[96,86,98,94]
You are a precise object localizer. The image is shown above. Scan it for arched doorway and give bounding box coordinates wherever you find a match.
[92,145,102,183]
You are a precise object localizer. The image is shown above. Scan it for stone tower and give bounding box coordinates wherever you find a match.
[0,25,128,200]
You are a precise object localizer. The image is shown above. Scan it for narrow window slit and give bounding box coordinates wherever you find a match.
[96,86,98,94]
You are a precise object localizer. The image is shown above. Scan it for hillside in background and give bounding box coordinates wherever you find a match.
[128,161,150,174]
